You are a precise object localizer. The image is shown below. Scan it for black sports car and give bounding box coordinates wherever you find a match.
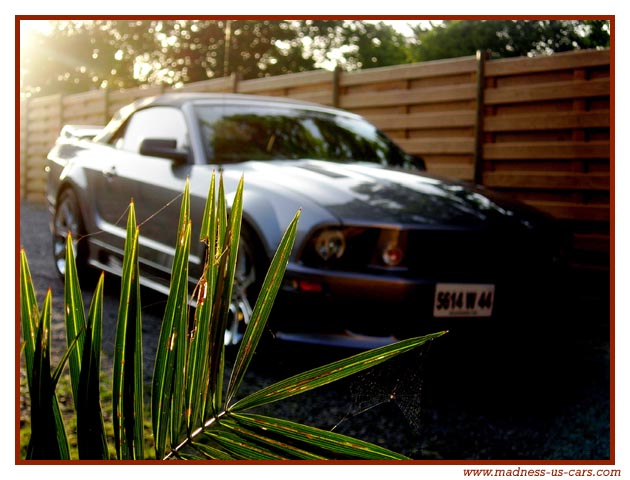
[46,93,567,348]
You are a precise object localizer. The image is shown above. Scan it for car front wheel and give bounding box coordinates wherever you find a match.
[224,227,265,346]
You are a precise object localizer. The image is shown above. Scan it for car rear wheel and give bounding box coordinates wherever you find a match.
[225,226,266,346]
[52,188,88,279]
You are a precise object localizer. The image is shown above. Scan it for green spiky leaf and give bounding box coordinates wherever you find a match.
[152,180,192,459]
[77,272,109,459]
[220,416,325,459]
[189,442,235,460]
[231,413,408,460]
[225,209,300,406]
[202,430,286,460]
[26,290,70,459]
[112,201,144,460]
[204,175,233,416]
[20,249,39,394]
[185,173,216,433]
[63,233,87,410]
[230,332,446,412]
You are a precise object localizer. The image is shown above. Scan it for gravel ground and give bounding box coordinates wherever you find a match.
[19,200,611,461]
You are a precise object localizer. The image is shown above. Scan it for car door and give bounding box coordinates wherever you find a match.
[95,106,193,282]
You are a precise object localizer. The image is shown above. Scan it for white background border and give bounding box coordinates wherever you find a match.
[6,2,627,479]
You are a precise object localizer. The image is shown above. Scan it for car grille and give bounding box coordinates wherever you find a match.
[404,228,553,282]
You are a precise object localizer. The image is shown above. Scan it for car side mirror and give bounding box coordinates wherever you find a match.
[140,138,189,164]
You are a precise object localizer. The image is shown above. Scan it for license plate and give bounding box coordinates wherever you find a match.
[433,284,495,318]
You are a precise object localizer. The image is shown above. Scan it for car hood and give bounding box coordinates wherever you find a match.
[237,159,548,231]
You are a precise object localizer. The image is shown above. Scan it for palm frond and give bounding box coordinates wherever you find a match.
[77,272,109,459]
[225,209,300,406]
[63,233,87,409]
[112,200,144,460]
[26,290,70,459]
[229,332,446,412]
[152,180,192,459]
[231,413,408,460]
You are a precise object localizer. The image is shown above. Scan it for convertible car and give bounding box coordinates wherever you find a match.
[46,93,567,349]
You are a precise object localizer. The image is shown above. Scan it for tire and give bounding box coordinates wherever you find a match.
[224,225,267,346]
[52,188,89,279]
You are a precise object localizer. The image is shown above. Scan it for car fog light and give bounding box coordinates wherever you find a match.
[314,229,346,261]
[382,243,404,266]
[298,280,324,293]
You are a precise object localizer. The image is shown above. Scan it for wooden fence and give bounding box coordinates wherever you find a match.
[19,49,611,269]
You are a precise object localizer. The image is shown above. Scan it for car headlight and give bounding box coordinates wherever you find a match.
[314,229,346,261]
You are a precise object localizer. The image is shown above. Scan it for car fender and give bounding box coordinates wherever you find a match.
[54,161,99,235]
[241,187,342,262]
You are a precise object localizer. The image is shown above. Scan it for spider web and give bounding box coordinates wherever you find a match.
[333,344,430,433]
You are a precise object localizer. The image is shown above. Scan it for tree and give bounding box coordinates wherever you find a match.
[20,20,160,97]
[20,19,610,100]
[20,19,417,99]
[409,20,610,61]
[326,21,413,70]
[140,20,310,84]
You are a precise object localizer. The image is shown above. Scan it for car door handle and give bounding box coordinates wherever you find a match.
[102,166,117,180]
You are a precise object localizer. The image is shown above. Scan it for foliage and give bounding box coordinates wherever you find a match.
[409,20,610,61]
[20,19,610,99]
[21,19,408,97]
[19,173,445,460]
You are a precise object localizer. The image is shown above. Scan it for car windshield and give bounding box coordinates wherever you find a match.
[194,104,415,167]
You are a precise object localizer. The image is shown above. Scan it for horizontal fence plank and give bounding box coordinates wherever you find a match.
[108,85,164,106]
[486,49,610,77]
[238,70,331,93]
[171,76,235,93]
[61,104,103,118]
[428,164,474,180]
[28,94,62,108]
[485,78,610,105]
[397,137,475,155]
[483,172,610,191]
[25,146,53,158]
[573,233,610,253]
[524,200,610,222]
[61,89,105,106]
[26,131,61,144]
[62,115,106,126]
[484,141,610,160]
[368,111,476,130]
[65,113,107,124]
[25,178,46,192]
[286,90,333,106]
[341,84,476,109]
[27,105,62,122]
[340,56,477,86]
[484,110,610,132]
[24,154,47,166]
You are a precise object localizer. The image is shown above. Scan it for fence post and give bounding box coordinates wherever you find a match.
[332,65,341,108]
[231,72,240,93]
[473,50,487,185]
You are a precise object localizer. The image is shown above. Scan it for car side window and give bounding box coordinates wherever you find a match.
[112,106,189,153]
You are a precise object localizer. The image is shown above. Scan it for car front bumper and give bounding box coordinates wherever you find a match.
[271,262,527,349]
